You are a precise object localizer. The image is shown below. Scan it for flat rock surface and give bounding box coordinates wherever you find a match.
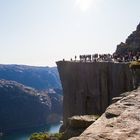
[70,87,140,140]
[61,115,98,139]
[69,115,98,128]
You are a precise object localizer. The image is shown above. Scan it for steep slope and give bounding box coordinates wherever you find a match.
[57,61,134,128]
[0,64,61,90]
[116,23,140,54]
[0,79,60,132]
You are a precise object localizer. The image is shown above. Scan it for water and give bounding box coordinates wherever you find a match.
[0,123,61,140]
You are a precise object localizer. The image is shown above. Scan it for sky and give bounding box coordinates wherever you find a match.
[0,0,140,66]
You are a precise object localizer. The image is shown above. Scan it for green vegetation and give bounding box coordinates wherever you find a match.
[30,133,49,140]
[129,61,140,69]
[30,132,63,140]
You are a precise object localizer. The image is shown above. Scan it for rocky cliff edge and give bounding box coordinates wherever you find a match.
[57,61,134,128]
[70,87,140,140]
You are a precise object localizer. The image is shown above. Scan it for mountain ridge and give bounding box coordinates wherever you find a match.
[0,64,61,90]
[115,23,140,54]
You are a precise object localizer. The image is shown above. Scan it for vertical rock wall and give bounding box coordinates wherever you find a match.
[56,61,134,127]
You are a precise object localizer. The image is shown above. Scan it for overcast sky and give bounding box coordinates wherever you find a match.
[0,0,140,66]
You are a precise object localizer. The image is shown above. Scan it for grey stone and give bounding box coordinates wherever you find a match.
[56,61,135,129]
[61,115,98,140]
[70,87,140,140]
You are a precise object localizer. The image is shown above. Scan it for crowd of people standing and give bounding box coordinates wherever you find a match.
[69,51,140,63]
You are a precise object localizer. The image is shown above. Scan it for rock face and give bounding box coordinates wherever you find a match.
[62,115,98,140]
[0,80,62,132]
[56,61,135,128]
[116,23,140,54]
[0,64,61,90]
[70,87,140,140]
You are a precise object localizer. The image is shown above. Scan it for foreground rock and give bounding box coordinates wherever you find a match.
[70,87,140,140]
[61,115,98,140]
[57,61,134,130]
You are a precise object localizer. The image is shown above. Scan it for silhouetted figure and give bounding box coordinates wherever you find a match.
[75,55,77,61]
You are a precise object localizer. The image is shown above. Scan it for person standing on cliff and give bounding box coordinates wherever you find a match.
[75,55,77,61]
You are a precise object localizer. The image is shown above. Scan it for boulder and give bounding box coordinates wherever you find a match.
[61,115,98,140]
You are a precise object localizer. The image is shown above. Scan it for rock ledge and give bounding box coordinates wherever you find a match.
[70,87,140,140]
[62,115,98,140]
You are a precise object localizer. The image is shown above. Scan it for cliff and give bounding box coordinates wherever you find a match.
[115,23,140,54]
[0,64,61,90]
[70,87,140,140]
[0,80,62,132]
[56,61,134,128]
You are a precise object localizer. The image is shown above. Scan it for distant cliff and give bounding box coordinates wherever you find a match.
[0,64,63,132]
[0,80,62,132]
[57,61,135,128]
[0,64,61,90]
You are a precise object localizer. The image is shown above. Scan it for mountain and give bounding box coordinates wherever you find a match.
[0,64,61,90]
[115,23,140,54]
[0,79,62,132]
